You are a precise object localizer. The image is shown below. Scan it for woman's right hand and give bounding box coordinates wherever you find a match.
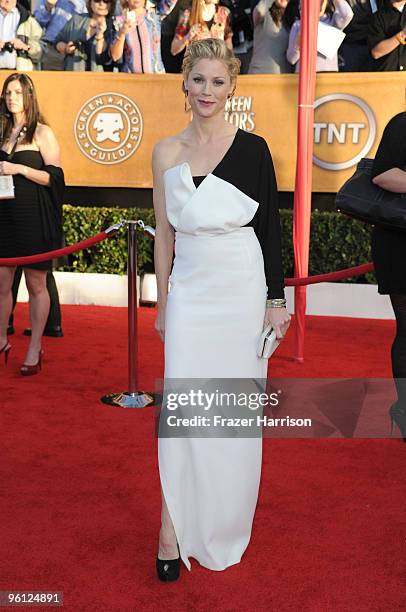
[120,18,134,36]
[96,19,107,36]
[155,304,166,342]
[65,41,77,55]
[188,24,201,41]
[0,161,20,176]
[11,38,29,51]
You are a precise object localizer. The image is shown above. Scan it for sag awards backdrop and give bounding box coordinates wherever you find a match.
[2,71,404,192]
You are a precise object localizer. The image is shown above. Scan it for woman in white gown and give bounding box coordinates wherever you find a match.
[152,38,290,581]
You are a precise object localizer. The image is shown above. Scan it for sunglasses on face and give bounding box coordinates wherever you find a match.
[92,0,111,4]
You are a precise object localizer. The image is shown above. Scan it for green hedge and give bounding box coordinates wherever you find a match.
[279,210,376,284]
[60,205,376,284]
[61,205,156,274]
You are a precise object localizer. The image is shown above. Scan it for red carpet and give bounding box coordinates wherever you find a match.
[1,304,405,611]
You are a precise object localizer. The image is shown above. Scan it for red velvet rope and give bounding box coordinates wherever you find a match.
[285,262,374,286]
[0,231,111,266]
[0,228,374,286]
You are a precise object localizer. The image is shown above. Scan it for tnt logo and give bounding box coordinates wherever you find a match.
[314,123,365,145]
[74,92,143,165]
[313,94,376,171]
[93,112,124,143]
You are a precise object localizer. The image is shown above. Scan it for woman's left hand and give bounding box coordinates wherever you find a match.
[295,31,301,50]
[263,307,291,340]
[96,19,107,36]
[11,38,30,52]
[0,161,21,176]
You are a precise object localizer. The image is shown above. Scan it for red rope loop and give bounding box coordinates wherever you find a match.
[0,231,115,267]
[285,262,374,286]
[0,221,127,266]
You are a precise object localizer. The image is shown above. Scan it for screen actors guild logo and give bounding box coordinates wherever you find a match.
[224,96,255,132]
[74,93,143,164]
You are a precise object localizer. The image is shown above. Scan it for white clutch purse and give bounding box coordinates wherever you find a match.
[257,325,281,360]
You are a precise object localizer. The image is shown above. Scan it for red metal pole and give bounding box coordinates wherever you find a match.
[293,0,320,361]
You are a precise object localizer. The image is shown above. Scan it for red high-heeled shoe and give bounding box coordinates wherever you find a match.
[20,349,44,377]
[0,342,11,366]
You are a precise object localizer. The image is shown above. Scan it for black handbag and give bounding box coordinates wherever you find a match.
[335,158,406,230]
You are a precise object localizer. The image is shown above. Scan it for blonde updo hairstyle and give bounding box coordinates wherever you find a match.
[181,39,240,96]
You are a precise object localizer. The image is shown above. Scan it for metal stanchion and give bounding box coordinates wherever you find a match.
[101,220,155,409]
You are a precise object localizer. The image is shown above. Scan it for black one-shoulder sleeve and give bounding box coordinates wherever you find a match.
[248,139,285,299]
[212,129,286,299]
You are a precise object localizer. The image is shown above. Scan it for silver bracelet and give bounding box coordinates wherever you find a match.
[266,298,286,309]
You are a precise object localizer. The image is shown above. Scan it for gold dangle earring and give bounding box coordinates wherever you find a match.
[227,87,236,102]
[226,89,234,111]
[184,89,191,113]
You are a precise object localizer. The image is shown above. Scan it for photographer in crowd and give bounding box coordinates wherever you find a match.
[0,0,42,70]
[55,0,116,71]
[110,0,177,74]
[249,0,298,74]
[229,0,253,73]
[34,0,88,70]
[339,0,380,71]
[369,0,406,71]
[160,0,189,71]
[287,0,353,72]
[170,0,233,56]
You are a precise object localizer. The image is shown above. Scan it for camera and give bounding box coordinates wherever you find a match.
[71,40,85,53]
[2,41,14,53]
[1,37,29,58]
[16,36,29,58]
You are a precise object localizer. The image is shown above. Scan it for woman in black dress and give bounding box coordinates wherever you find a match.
[0,73,64,375]
[371,111,406,440]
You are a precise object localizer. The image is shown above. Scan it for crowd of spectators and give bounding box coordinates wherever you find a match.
[0,0,404,73]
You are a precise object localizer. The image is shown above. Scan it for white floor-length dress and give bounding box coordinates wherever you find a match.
[158,129,284,571]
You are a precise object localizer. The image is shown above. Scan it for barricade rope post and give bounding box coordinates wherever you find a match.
[101,219,155,409]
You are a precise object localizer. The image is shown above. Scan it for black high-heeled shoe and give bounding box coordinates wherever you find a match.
[389,402,406,443]
[156,543,180,582]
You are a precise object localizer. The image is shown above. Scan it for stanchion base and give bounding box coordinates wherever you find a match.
[101,391,154,408]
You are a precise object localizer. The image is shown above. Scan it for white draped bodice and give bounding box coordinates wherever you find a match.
[163,163,259,235]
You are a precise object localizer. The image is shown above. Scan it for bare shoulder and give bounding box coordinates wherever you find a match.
[35,123,58,144]
[152,133,184,174]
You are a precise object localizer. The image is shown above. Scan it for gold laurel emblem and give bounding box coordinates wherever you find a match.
[74,92,143,165]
